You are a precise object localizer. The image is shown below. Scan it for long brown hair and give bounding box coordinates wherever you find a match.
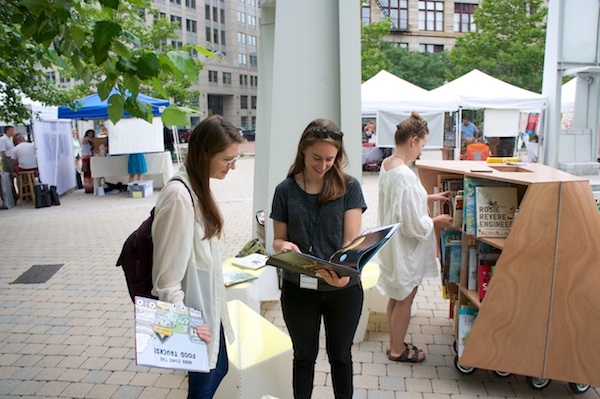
[395,111,429,145]
[287,118,351,203]
[185,115,244,239]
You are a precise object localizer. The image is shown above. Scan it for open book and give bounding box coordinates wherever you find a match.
[266,223,400,278]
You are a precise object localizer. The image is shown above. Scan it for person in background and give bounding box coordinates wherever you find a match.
[363,119,375,143]
[378,111,452,363]
[11,134,38,173]
[163,125,175,159]
[0,125,16,207]
[460,115,479,140]
[151,114,244,398]
[100,125,109,155]
[270,118,367,399]
[81,129,95,193]
[72,129,83,189]
[128,153,147,183]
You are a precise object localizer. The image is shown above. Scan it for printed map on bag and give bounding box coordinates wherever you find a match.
[134,296,209,372]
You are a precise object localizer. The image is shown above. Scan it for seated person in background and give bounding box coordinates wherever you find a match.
[525,135,539,163]
[363,120,375,143]
[11,134,38,173]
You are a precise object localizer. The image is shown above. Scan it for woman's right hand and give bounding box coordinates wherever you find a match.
[277,240,301,254]
[433,214,453,229]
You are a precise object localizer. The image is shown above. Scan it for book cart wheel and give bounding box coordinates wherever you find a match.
[493,370,512,378]
[568,382,590,394]
[526,376,550,390]
[454,354,477,375]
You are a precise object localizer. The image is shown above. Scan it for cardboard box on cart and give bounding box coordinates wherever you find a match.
[128,180,153,198]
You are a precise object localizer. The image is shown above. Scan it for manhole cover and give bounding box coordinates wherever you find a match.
[11,264,64,284]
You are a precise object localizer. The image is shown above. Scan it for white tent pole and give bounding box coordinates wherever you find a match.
[455,109,462,160]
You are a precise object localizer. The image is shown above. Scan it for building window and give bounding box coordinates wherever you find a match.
[251,116,256,129]
[248,0,255,6]
[241,116,248,129]
[248,35,257,47]
[171,40,183,49]
[190,48,198,57]
[170,15,182,30]
[185,0,195,8]
[361,0,370,25]
[221,9,225,23]
[213,6,218,22]
[170,0,181,4]
[156,12,166,19]
[238,53,247,65]
[418,1,444,31]
[59,75,69,84]
[221,31,226,46]
[205,27,211,42]
[251,96,257,109]
[190,97,199,107]
[379,0,408,30]
[186,19,197,33]
[208,70,218,83]
[205,5,210,20]
[239,74,248,86]
[223,72,232,84]
[238,32,246,44]
[237,11,246,24]
[249,55,257,67]
[213,28,219,44]
[419,43,444,53]
[248,15,256,27]
[240,95,248,109]
[454,3,477,33]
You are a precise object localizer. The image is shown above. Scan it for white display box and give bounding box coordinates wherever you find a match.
[128,180,153,198]
[214,300,293,399]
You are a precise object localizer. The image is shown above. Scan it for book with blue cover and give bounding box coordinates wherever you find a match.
[463,178,510,235]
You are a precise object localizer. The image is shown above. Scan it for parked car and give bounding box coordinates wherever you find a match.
[178,129,191,143]
[242,129,256,142]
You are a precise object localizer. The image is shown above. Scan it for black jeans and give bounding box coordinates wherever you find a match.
[187,325,228,399]
[281,279,364,399]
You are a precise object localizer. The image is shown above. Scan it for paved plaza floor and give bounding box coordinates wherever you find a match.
[0,149,598,398]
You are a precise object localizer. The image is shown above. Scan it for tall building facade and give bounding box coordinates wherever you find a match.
[152,0,260,129]
[361,0,480,53]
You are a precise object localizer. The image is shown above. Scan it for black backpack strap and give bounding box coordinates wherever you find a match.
[169,177,194,206]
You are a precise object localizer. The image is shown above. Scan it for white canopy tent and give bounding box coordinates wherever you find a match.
[361,70,453,150]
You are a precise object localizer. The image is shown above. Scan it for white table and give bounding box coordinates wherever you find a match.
[90,152,175,195]
[362,145,383,164]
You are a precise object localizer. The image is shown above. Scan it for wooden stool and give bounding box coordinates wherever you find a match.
[17,170,36,206]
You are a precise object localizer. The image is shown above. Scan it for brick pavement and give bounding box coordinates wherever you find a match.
[0,150,598,398]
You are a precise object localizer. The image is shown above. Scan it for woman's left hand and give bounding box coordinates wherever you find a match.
[315,269,350,288]
[195,324,212,344]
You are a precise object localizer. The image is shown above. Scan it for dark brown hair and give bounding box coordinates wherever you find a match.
[287,118,351,203]
[185,115,244,239]
[395,111,429,145]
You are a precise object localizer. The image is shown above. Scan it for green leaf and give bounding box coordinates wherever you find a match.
[125,96,153,122]
[136,53,159,80]
[194,45,219,61]
[151,77,168,99]
[116,56,136,73]
[93,20,121,64]
[167,51,199,82]
[70,26,86,48]
[158,54,180,80]
[107,93,125,124]
[99,0,120,9]
[161,104,191,126]
[98,80,111,100]
[113,39,132,58]
[123,74,140,97]
[121,30,142,48]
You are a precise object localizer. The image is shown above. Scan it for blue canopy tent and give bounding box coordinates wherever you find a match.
[57,90,169,119]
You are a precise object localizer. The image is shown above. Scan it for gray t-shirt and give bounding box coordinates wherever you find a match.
[270,175,367,291]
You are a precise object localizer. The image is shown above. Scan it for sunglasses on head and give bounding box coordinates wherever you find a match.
[309,128,344,141]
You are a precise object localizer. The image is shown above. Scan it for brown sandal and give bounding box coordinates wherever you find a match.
[388,344,425,363]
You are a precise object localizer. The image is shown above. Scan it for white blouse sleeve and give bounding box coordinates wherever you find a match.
[151,184,195,305]
[399,180,434,241]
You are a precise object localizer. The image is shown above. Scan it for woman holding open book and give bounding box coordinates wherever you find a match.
[378,111,452,363]
[270,118,367,399]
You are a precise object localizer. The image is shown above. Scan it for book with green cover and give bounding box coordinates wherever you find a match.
[266,223,400,278]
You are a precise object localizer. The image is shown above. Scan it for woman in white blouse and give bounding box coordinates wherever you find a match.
[377,111,452,364]
[151,114,244,398]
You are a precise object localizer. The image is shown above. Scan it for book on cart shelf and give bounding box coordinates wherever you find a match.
[463,178,510,236]
[437,174,463,216]
[477,264,493,301]
[457,306,478,358]
[231,253,269,270]
[266,223,400,278]
[467,246,478,291]
[475,186,518,237]
[447,240,462,284]
[223,270,258,287]
[134,296,210,372]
